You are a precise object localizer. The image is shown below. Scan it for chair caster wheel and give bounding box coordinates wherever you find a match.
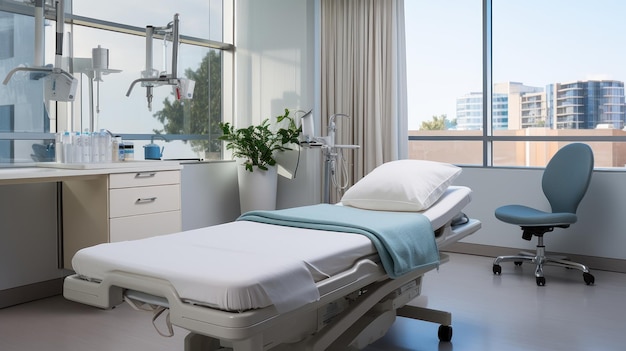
[583,272,595,285]
[514,261,523,266]
[536,277,546,286]
[438,325,453,342]
[492,264,501,275]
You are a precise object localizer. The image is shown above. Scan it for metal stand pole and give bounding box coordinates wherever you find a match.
[323,148,332,203]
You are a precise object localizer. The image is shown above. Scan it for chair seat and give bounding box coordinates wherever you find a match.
[495,204,577,227]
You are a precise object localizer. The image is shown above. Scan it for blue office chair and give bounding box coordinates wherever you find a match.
[492,143,595,286]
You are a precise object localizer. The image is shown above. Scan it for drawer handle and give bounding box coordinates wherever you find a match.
[136,197,157,204]
[135,172,157,178]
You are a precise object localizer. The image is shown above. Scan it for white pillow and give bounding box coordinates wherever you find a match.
[340,159,462,212]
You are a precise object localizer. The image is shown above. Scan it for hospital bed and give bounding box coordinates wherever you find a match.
[64,185,480,351]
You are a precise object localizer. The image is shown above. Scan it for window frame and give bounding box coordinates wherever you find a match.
[0,0,234,163]
[406,0,626,168]
[67,7,234,155]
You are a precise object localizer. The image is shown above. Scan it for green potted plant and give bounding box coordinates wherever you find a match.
[219,108,301,172]
[219,109,302,213]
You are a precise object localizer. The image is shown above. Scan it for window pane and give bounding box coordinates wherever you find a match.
[72,26,222,159]
[493,0,626,166]
[405,0,482,160]
[1,1,228,164]
[0,105,14,162]
[0,11,50,164]
[0,12,14,59]
[16,139,55,163]
[493,141,626,168]
[408,137,483,166]
[71,0,224,41]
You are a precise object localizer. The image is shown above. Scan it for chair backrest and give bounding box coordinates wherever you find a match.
[542,143,594,214]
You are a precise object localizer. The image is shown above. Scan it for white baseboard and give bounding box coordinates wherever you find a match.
[445,242,626,274]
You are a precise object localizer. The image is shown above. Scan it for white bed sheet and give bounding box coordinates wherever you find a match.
[71,186,472,314]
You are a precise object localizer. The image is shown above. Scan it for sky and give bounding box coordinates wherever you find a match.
[404,0,626,130]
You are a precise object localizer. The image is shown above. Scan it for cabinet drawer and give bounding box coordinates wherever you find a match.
[110,211,181,242]
[109,184,180,218]
[109,170,180,189]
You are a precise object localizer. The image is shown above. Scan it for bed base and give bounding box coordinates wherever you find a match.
[186,259,453,351]
[65,256,449,351]
[64,219,481,351]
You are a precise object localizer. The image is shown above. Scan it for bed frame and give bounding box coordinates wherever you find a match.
[64,218,480,351]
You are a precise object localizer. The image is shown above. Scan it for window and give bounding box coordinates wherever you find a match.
[71,0,223,41]
[0,0,233,164]
[0,12,13,59]
[0,105,14,161]
[405,0,483,165]
[406,0,626,168]
[0,6,49,164]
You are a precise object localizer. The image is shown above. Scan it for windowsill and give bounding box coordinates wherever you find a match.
[166,159,235,165]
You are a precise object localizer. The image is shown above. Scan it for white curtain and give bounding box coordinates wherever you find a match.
[321,0,408,202]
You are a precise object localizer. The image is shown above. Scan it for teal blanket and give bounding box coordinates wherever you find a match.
[237,204,439,278]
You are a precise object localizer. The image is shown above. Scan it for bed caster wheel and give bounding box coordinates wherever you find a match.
[583,272,595,285]
[536,277,546,286]
[514,261,523,266]
[492,264,501,275]
[438,325,453,342]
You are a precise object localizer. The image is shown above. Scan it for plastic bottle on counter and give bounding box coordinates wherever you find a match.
[118,137,125,161]
[62,131,72,163]
[123,142,134,160]
[74,132,83,163]
[81,131,91,163]
[91,131,100,163]
[106,135,113,162]
[55,132,63,163]
[112,136,120,162]
[99,130,112,163]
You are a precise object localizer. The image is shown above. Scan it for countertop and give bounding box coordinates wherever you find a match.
[0,161,183,185]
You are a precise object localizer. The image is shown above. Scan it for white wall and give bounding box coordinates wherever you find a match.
[235,0,321,208]
[180,161,240,230]
[179,164,626,262]
[455,167,626,261]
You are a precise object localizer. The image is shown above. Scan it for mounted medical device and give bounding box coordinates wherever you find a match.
[73,46,122,132]
[126,14,195,111]
[2,0,78,102]
[301,111,360,203]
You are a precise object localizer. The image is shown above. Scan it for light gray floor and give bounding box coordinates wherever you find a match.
[0,253,625,351]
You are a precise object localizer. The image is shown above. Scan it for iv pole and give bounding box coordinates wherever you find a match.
[300,111,360,203]
[322,114,359,203]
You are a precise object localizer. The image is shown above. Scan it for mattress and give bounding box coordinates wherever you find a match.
[71,186,472,313]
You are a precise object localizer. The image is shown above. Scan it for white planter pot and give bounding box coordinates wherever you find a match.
[237,165,278,214]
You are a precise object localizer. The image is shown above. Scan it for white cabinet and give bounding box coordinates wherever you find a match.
[108,171,181,242]
[63,170,181,268]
